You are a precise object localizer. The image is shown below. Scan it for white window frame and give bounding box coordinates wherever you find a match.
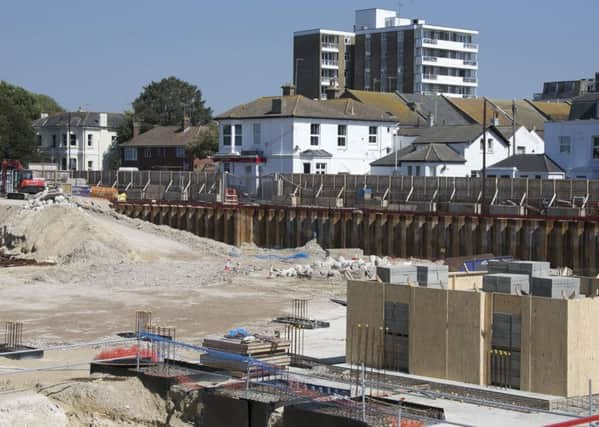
[234,124,242,146]
[124,147,137,161]
[69,133,76,146]
[315,162,327,175]
[87,160,93,169]
[144,148,152,159]
[253,123,261,145]
[369,126,378,144]
[559,136,571,154]
[310,124,320,146]
[87,134,93,147]
[337,124,347,147]
[487,138,494,154]
[223,125,232,146]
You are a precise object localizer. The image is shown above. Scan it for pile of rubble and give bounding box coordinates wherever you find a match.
[25,191,74,212]
[269,255,395,280]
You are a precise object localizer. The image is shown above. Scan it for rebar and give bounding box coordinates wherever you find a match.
[3,321,23,349]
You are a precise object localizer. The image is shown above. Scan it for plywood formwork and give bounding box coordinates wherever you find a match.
[347,280,599,397]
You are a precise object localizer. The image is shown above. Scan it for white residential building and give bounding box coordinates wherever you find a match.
[370,125,512,177]
[214,86,397,190]
[544,93,599,178]
[33,112,124,171]
[294,8,479,99]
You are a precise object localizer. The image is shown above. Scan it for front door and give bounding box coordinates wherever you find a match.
[303,162,311,174]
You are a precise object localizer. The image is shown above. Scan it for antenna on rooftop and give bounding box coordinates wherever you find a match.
[397,0,403,15]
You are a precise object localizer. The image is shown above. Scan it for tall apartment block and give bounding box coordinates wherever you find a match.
[293,29,355,100]
[294,8,479,99]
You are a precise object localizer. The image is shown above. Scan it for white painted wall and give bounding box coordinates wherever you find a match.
[218,117,396,176]
[508,126,544,155]
[36,122,117,171]
[545,120,599,178]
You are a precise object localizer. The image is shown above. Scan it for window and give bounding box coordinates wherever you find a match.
[593,136,599,159]
[559,136,571,154]
[223,162,231,173]
[369,126,377,144]
[176,147,186,158]
[310,124,320,146]
[52,134,57,148]
[124,147,137,161]
[87,134,93,147]
[407,166,413,176]
[61,158,67,170]
[415,166,421,176]
[223,125,232,146]
[234,124,242,146]
[70,133,76,146]
[87,161,93,169]
[517,146,525,155]
[69,158,76,170]
[487,138,493,154]
[315,163,327,174]
[253,123,261,145]
[337,125,347,147]
[144,148,152,159]
[112,135,117,143]
[303,162,311,174]
[62,133,67,147]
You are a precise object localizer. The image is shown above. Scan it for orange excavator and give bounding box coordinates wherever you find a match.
[1,160,47,199]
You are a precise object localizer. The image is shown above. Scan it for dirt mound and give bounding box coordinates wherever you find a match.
[42,376,188,426]
[0,199,233,266]
[0,392,67,427]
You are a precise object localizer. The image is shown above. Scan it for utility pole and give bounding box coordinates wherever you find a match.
[512,100,517,156]
[482,98,487,215]
[67,111,71,172]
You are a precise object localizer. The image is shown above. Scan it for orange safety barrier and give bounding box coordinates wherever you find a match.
[545,415,599,427]
[95,346,157,362]
[90,186,118,200]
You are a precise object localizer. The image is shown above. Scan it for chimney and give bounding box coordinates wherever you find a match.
[133,121,141,138]
[326,87,341,100]
[427,112,435,127]
[40,112,48,119]
[281,84,296,97]
[182,113,191,130]
[492,114,500,126]
[99,112,108,127]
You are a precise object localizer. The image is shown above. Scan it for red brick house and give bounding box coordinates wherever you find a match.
[120,123,209,171]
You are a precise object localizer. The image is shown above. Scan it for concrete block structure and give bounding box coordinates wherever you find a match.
[376,265,417,285]
[347,279,599,397]
[531,276,581,298]
[416,264,448,288]
[482,274,529,295]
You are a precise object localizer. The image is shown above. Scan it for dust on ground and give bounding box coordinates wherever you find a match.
[0,196,346,425]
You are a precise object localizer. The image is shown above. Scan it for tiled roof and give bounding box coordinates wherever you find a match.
[370,143,465,166]
[120,126,209,147]
[32,112,124,129]
[445,98,513,127]
[411,124,489,145]
[527,100,571,121]
[400,143,465,163]
[398,93,474,126]
[490,99,546,131]
[489,154,564,173]
[342,90,425,126]
[216,95,397,122]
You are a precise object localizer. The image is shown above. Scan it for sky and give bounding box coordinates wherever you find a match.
[1,0,598,115]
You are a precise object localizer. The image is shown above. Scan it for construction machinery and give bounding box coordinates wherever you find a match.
[1,160,47,199]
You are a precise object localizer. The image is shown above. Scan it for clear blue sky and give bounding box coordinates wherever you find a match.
[1,0,597,115]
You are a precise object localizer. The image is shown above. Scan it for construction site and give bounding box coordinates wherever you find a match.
[2,172,599,426]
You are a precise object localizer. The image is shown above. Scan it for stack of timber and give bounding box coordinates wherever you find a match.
[201,335,291,375]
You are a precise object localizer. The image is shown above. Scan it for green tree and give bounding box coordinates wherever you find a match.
[186,124,218,159]
[0,81,64,120]
[0,92,38,161]
[132,76,212,126]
